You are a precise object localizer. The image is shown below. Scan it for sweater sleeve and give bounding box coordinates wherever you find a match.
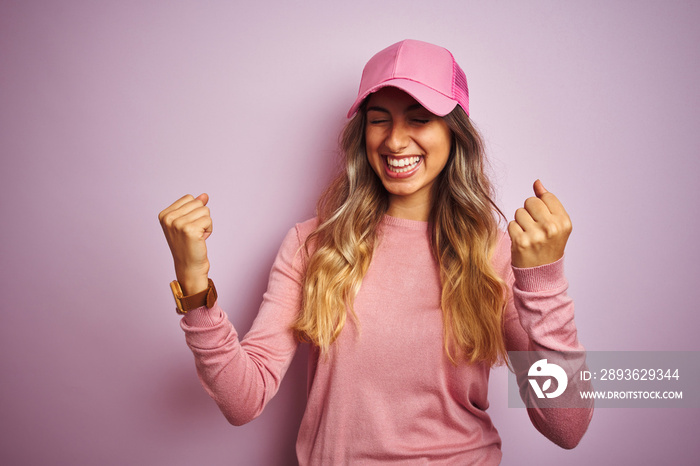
[179,222,311,426]
[497,232,594,449]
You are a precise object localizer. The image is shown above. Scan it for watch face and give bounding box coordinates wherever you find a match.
[169,279,215,314]
[170,281,186,314]
[170,280,183,298]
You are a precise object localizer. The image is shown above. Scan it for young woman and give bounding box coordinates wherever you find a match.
[159,39,592,464]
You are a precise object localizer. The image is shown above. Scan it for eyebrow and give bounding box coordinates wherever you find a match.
[366,104,425,114]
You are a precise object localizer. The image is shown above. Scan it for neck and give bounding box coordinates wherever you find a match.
[386,194,432,222]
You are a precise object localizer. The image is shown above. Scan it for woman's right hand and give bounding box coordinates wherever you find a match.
[158,193,213,295]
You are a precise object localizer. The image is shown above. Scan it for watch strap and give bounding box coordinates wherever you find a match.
[170,279,218,315]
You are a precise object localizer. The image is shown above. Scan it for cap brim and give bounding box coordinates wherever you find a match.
[347,78,458,118]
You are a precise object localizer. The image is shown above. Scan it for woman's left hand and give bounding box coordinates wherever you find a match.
[508,180,572,268]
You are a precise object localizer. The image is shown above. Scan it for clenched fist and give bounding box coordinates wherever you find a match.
[158,193,212,295]
[508,180,572,268]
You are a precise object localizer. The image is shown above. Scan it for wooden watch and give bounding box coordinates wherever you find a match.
[170,279,218,315]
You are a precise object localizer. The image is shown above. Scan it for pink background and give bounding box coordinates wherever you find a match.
[1,1,699,464]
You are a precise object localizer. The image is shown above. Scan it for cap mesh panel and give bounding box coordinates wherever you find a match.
[452,62,469,115]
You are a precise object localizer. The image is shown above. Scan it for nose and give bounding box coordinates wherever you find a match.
[384,121,410,153]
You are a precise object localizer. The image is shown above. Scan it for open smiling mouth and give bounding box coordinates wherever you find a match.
[384,155,422,174]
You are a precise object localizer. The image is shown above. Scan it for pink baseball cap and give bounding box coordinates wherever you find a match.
[347,39,470,118]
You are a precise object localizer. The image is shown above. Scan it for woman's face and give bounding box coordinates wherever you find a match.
[365,87,452,217]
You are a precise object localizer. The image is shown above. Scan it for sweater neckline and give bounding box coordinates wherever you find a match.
[382,214,431,232]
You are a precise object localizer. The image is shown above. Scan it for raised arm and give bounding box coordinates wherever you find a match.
[501,181,593,448]
[158,195,310,425]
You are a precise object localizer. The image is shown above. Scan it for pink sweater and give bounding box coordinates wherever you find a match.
[181,215,593,464]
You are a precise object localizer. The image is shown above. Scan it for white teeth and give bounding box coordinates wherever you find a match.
[386,156,420,173]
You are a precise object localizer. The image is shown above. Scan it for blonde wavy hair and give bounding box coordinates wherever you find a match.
[292,102,508,365]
